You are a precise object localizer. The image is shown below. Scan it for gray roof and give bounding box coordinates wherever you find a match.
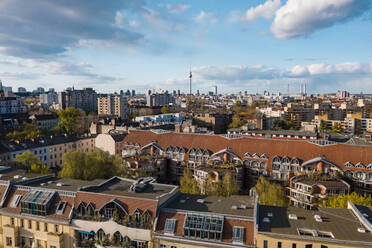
[258,205,372,244]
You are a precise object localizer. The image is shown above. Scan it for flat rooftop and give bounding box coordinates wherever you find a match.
[165,194,255,217]
[296,178,348,188]
[29,177,106,192]
[83,177,178,200]
[0,169,48,183]
[258,205,372,244]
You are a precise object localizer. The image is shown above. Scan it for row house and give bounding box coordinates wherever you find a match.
[121,130,372,198]
[0,135,96,168]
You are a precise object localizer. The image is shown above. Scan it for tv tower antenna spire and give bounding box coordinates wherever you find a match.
[189,66,192,95]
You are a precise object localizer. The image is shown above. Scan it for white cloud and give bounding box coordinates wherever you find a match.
[271,0,371,40]
[160,4,191,14]
[243,0,281,22]
[195,11,218,24]
[114,11,125,28]
[129,20,139,28]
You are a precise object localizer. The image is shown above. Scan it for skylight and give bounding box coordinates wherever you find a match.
[232,226,244,244]
[164,219,176,235]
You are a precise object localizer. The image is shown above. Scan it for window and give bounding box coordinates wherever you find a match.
[277,241,282,248]
[160,244,166,248]
[292,244,296,248]
[263,240,268,248]
[50,246,57,248]
[36,221,40,231]
[10,217,14,226]
[44,223,48,232]
[37,239,41,248]
[305,245,312,248]
[28,220,32,229]
[232,226,244,244]
[21,219,24,228]
[55,201,67,214]
[321,246,328,248]
[164,219,176,235]
[6,237,12,246]
[170,246,177,248]
[55,224,59,233]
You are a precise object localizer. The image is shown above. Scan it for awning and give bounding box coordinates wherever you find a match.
[78,230,93,235]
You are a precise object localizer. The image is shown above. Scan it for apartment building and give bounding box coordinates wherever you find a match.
[0,135,96,168]
[0,168,179,248]
[58,87,97,113]
[98,94,128,119]
[121,130,372,197]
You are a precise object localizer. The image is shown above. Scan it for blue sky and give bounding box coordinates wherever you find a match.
[0,0,371,94]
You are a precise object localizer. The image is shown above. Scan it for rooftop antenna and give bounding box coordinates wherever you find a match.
[287,83,290,95]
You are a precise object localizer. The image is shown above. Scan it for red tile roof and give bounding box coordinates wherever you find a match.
[122,130,372,172]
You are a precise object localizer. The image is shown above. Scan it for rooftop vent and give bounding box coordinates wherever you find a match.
[196,199,205,204]
[40,183,46,186]
[231,205,238,210]
[13,175,22,179]
[179,199,186,204]
[22,177,28,181]
[267,212,273,217]
[240,205,247,209]
[56,183,65,187]
[358,227,366,233]
[48,181,53,184]
[314,215,322,222]
[362,213,369,218]
[289,214,298,220]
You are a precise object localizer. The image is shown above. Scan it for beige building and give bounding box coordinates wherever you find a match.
[48,136,96,168]
[95,131,127,155]
[98,94,128,119]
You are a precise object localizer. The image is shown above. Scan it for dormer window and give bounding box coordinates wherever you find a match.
[55,201,67,215]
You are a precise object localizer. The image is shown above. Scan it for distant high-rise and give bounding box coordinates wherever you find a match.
[98,94,128,119]
[146,89,174,107]
[212,85,217,95]
[18,87,27,93]
[40,92,58,105]
[131,89,136,97]
[58,87,97,113]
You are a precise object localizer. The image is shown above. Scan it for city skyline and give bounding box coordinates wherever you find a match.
[0,0,371,94]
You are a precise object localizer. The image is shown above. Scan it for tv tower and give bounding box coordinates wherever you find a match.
[189,68,192,95]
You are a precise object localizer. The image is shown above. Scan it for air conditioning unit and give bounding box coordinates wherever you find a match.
[288,214,298,220]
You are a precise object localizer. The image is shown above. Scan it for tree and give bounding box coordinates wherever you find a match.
[56,107,84,134]
[220,173,239,197]
[235,100,242,107]
[273,119,296,130]
[59,149,121,180]
[6,123,42,140]
[14,151,51,174]
[254,176,288,207]
[330,122,342,134]
[179,169,200,194]
[319,120,328,132]
[323,192,372,208]
[228,114,246,128]
[160,106,171,114]
[131,111,139,120]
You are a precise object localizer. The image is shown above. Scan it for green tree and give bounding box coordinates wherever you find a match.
[131,111,139,120]
[160,106,171,114]
[323,192,372,208]
[180,168,200,194]
[254,176,288,207]
[330,122,342,134]
[220,173,239,197]
[56,107,84,134]
[59,149,121,180]
[14,151,51,174]
[6,123,42,140]
[319,120,328,132]
[228,114,246,128]
[235,100,242,107]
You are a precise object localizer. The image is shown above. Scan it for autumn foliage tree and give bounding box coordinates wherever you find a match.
[59,149,121,180]
[322,192,372,208]
[254,176,288,207]
[14,151,51,174]
[180,168,200,194]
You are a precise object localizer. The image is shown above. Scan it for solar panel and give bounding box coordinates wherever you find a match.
[164,219,176,235]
